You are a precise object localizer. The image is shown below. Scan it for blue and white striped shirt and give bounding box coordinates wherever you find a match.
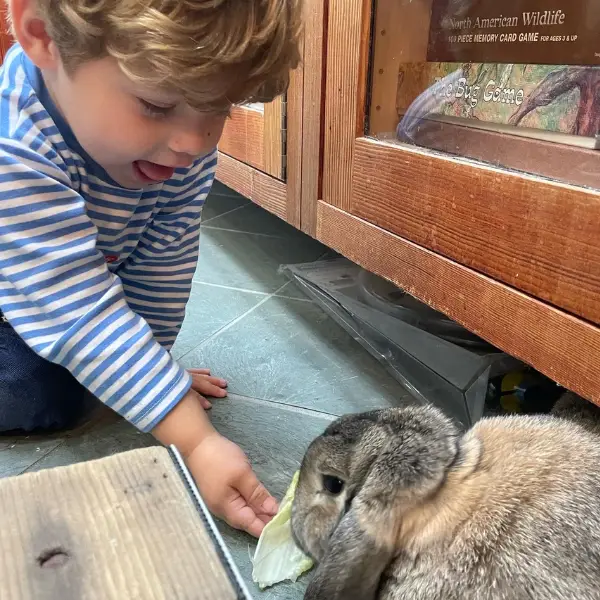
[0,44,216,431]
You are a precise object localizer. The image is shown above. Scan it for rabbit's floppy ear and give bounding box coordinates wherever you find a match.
[304,502,394,600]
[304,491,396,600]
[304,405,460,600]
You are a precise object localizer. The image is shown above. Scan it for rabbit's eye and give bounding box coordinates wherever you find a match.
[322,475,345,495]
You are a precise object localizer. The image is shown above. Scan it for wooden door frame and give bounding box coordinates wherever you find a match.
[302,0,600,405]
[216,46,304,229]
[218,100,285,180]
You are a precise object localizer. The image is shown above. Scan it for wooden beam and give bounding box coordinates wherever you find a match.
[300,0,327,237]
[263,98,284,180]
[317,201,600,405]
[351,137,600,325]
[216,152,287,220]
[285,42,305,229]
[322,0,372,212]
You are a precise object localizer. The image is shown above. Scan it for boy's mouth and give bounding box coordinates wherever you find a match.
[133,160,175,183]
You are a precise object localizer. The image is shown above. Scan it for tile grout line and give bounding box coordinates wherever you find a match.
[177,280,293,360]
[222,393,338,421]
[19,440,66,475]
[201,203,248,225]
[190,280,272,296]
[190,279,313,302]
[201,225,291,239]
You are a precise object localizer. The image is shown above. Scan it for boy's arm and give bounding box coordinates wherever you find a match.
[0,141,191,431]
[0,144,191,431]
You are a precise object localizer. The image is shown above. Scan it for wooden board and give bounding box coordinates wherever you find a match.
[219,99,287,181]
[0,13,12,63]
[219,107,265,172]
[317,201,600,406]
[285,47,304,228]
[369,0,433,134]
[0,446,241,600]
[391,117,600,191]
[322,0,372,212]
[263,99,284,179]
[300,0,327,237]
[216,151,287,220]
[350,137,600,325]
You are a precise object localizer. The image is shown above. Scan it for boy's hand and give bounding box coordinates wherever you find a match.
[151,388,278,538]
[187,368,228,409]
[188,433,279,537]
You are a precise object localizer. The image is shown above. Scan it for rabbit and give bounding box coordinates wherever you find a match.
[290,392,600,600]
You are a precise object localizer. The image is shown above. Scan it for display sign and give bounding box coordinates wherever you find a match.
[427,0,600,65]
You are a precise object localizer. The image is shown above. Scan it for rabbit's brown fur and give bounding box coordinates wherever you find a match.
[291,393,600,600]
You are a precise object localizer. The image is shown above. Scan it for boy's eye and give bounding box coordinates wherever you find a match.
[138,98,175,118]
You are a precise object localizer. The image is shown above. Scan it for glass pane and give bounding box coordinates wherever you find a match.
[367,0,599,190]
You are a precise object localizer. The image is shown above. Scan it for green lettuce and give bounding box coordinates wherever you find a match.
[251,471,314,590]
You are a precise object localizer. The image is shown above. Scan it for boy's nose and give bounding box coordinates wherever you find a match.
[168,129,210,159]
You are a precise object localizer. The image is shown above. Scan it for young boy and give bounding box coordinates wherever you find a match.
[0,0,302,538]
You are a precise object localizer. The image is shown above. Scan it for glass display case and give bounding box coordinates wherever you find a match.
[305,0,600,408]
[368,0,599,189]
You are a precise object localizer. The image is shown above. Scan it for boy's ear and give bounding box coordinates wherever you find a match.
[7,0,60,70]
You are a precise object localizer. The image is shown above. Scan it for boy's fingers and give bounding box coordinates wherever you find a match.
[190,373,228,388]
[190,377,228,399]
[188,369,228,388]
[206,376,227,388]
[237,470,279,516]
[227,506,265,538]
[258,513,274,525]
[199,396,212,410]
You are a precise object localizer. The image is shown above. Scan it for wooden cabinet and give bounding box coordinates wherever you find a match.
[229,0,600,406]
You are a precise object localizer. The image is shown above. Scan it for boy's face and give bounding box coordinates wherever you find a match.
[44,56,228,188]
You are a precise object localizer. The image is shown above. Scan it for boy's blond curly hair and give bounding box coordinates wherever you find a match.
[30,0,302,112]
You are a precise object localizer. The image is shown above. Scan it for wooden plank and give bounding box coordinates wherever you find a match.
[216,151,287,220]
[351,137,600,325]
[317,201,600,406]
[285,42,304,229]
[369,0,433,134]
[219,106,265,172]
[0,446,239,599]
[398,117,600,192]
[322,0,372,211]
[0,13,12,64]
[263,97,284,179]
[300,0,326,237]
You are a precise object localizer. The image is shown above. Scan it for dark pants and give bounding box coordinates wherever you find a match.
[0,312,87,433]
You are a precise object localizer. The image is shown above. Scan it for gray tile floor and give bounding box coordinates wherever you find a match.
[0,180,414,599]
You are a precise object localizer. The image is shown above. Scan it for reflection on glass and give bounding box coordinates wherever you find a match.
[368,0,599,189]
[246,102,265,113]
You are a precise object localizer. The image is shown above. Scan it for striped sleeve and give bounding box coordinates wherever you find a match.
[0,141,192,432]
[116,150,217,350]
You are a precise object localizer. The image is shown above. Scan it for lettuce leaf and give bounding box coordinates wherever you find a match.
[251,471,314,590]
